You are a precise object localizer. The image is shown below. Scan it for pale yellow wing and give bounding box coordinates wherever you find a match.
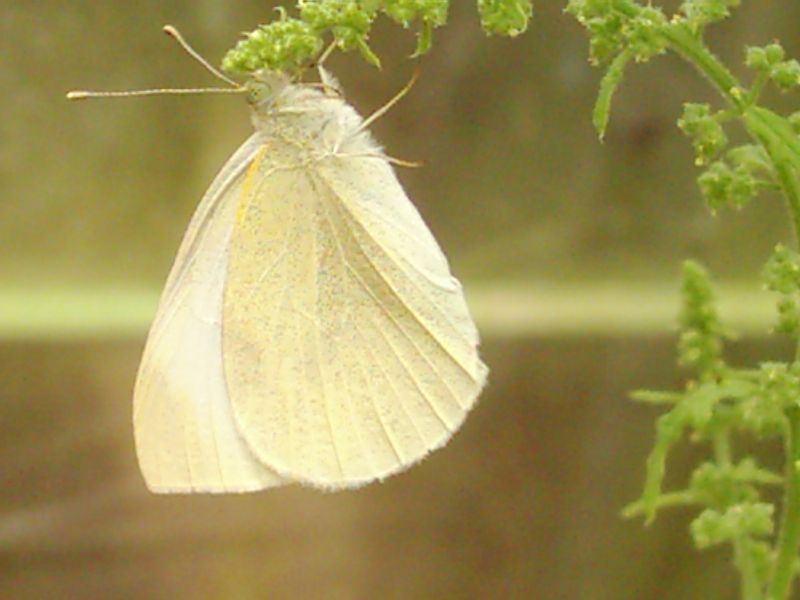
[222,153,487,489]
[133,134,285,493]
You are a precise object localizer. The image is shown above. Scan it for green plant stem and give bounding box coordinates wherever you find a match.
[744,109,800,246]
[773,153,800,249]
[615,2,800,241]
[621,490,701,518]
[750,71,771,106]
[611,5,800,596]
[713,430,732,466]
[754,105,800,600]
[660,24,745,110]
[613,1,744,108]
[735,535,764,600]
[651,18,800,246]
[769,411,800,599]
[714,432,762,597]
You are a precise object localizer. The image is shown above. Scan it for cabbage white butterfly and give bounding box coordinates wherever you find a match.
[70,27,487,493]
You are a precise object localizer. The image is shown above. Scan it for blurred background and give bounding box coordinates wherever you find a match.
[2,1,800,598]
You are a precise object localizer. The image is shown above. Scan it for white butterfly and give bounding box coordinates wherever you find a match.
[73,28,488,493]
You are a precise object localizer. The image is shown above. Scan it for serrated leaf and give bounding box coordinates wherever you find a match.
[593,49,632,140]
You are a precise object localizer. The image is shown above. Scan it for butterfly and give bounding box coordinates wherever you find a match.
[70,26,487,493]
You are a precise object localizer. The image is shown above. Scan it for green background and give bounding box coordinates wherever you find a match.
[2,1,799,597]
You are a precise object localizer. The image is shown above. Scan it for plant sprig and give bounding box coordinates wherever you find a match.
[221,0,533,74]
[567,0,800,597]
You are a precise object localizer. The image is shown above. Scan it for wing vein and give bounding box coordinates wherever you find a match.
[314,182,406,464]
[316,198,379,478]
[318,188,472,410]
[320,158,451,288]
[352,319,427,448]
[364,307,453,431]
[343,253,467,411]
[314,180,426,446]
[349,329,406,465]
[181,407,196,491]
[307,199,345,479]
[316,169,475,347]
[317,174,478,378]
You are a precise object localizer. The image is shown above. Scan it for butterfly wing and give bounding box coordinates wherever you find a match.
[222,151,488,489]
[133,133,285,493]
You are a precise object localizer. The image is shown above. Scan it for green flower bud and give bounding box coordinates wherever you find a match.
[478,0,533,37]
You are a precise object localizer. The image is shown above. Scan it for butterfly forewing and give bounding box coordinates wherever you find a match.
[222,146,487,489]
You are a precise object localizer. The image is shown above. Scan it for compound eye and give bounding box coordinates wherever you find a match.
[245,80,271,105]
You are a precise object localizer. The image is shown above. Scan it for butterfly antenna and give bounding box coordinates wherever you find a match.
[316,41,338,68]
[66,87,245,100]
[162,25,240,88]
[313,65,344,98]
[66,25,244,100]
[358,68,420,132]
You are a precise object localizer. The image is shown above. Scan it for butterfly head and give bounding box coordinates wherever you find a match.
[245,71,292,109]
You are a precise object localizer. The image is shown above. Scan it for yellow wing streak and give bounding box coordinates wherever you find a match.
[236,144,269,226]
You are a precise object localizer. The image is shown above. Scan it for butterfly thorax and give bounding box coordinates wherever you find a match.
[247,73,380,165]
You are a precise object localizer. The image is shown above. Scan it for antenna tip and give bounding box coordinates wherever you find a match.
[163,25,178,37]
[66,91,88,100]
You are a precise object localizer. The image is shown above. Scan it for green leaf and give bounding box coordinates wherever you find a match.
[731,458,783,486]
[697,160,757,212]
[763,245,800,336]
[771,59,800,91]
[689,460,776,508]
[642,410,687,522]
[727,144,772,175]
[764,244,800,295]
[765,42,787,65]
[412,18,435,56]
[567,2,668,64]
[678,103,729,165]
[624,7,669,63]
[593,48,632,140]
[299,0,381,65]
[744,106,800,173]
[382,0,449,57]
[745,45,770,71]
[678,261,726,377]
[622,490,702,519]
[565,1,627,65]
[788,111,800,134]
[683,382,722,429]
[630,390,684,405]
[477,0,533,37]
[383,0,448,27]
[691,503,774,549]
[679,0,741,32]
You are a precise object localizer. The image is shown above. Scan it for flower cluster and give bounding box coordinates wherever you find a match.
[221,0,532,74]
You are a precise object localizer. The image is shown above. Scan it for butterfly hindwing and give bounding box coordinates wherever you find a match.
[133,135,285,493]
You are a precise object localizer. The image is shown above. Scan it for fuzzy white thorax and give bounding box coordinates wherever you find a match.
[246,69,380,161]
